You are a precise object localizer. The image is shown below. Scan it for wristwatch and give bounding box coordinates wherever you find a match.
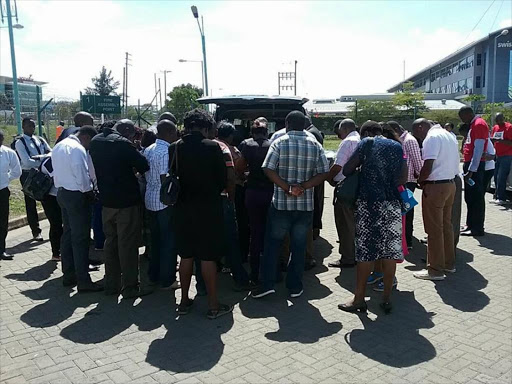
[288,185,292,195]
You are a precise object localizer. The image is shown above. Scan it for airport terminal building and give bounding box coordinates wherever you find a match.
[388,27,512,104]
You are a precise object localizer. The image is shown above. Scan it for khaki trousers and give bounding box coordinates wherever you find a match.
[103,205,142,295]
[334,200,356,264]
[422,182,456,275]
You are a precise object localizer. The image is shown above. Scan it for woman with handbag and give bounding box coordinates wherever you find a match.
[338,121,408,314]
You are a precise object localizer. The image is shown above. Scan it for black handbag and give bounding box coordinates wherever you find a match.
[160,140,181,206]
[21,167,53,201]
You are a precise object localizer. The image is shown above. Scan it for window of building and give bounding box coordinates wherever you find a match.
[476,76,481,88]
[482,51,486,87]
[476,53,481,66]
[467,77,473,91]
[467,55,474,68]
[458,79,467,92]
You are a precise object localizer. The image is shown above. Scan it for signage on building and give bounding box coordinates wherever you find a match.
[498,41,512,48]
[81,95,121,114]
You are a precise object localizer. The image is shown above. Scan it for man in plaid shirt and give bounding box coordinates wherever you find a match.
[252,111,329,299]
[388,121,423,248]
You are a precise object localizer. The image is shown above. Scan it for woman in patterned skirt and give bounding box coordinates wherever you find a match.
[338,121,408,314]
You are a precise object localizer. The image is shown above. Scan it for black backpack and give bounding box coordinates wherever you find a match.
[11,135,48,160]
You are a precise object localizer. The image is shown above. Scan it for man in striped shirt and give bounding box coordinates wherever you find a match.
[388,121,423,249]
[253,111,329,299]
[144,119,179,290]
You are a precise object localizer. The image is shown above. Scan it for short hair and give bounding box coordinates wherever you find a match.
[22,117,34,127]
[59,121,65,126]
[285,111,306,131]
[459,106,473,116]
[77,125,98,139]
[382,123,401,143]
[156,119,177,136]
[340,118,357,131]
[158,112,177,124]
[360,120,383,137]
[333,119,343,130]
[386,120,402,133]
[99,120,117,131]
[217,121,236,139]
[74,111,94,127]
[445,122,454,129]
[183,108,214,132]
[114,119,136,136]
[141,129,157,148]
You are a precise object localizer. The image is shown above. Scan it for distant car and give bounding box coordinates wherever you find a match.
[488,160,512,200]
[197,95,309,145]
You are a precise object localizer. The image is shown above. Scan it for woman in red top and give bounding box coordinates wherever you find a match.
[491,113,512,204]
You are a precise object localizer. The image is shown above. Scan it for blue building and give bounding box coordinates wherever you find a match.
[388,27,512,104]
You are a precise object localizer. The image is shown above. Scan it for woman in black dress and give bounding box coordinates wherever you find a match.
[170,108,233,320]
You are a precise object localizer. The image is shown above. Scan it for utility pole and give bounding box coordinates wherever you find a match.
[161,70,171,109]
[122,67,126,113]
[2,0,22,134]
[278,70,296,96]
[294,60,297,96]
[191,6,209,96]
[125,52,132,110]
[158,78,163,113]
[154,73,158,111]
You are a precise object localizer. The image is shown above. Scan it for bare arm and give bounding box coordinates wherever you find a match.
[263,168,289,193]
[342,152,361,177]
[302,172,329,190]
[235,155,248,175]
[398,159,408,186]
[327,164,342,185]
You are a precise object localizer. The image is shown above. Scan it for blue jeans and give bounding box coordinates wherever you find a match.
[495,155,512,201]
[148,207,177,287]
[222,197,250,285]
[261,206,313,292]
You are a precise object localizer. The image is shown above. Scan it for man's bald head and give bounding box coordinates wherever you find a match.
[74,111,94,127]
[458,106,474,124]
[158,112,177,124]
[495,112,505,125]
[337,118,357,140]
[412,118,431,143]
[156,119,178,144]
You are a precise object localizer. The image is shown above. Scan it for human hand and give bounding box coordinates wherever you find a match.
[463,172,473,183]
[290,184,305,197]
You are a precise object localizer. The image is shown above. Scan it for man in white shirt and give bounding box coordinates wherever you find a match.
[327,119,360,268]
[144,119,179,289]
[52,126,102,293]
[14,117,51,241]
[411,119,460,281]
[0,129,22,260]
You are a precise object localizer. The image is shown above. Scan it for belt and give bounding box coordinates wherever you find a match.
[424,179,454,184]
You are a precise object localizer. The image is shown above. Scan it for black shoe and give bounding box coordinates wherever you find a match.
[338,301,367,313]
[33,232,43,242]
[1,252,13,260]
[89,259,103,266]
[420,238,428,244]
[380,301,393,314]
[251,287,276,299]
[63,278,77,287]
[77,282,104,293]
[304,259,317,271]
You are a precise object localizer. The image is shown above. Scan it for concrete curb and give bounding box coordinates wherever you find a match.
[8,211,46,231]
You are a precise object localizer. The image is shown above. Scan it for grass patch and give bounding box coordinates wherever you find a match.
[324,135,340,151]
[8,179,42,219]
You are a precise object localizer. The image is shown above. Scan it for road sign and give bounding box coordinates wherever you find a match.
[81,95,121,114]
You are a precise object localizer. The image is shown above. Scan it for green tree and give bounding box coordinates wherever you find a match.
[348,100,398,125]
[53,100,81,123]
[422,110,462,132]
[481,103,512,126]
[393,81,428,116]
[463,94,486,113]
[166,83,204,124]
[85,66,120,96]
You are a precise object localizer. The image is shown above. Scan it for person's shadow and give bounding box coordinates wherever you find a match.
[473,232,512,257]
[344,291,437,367]
[6,260,58,282]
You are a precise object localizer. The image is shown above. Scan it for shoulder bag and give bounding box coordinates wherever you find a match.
[160,140,181,206]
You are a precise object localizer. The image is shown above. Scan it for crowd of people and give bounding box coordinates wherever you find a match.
[0,105,511,318]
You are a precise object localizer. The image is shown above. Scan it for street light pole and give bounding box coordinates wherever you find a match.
[4,0,22,134]
[160,70,171,109]
[191,6,209,97]
[179,59,205,96]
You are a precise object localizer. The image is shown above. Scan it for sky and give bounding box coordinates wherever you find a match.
[0,0,511,104]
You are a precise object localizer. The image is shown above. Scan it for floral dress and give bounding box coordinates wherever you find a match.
[355,137,404,262]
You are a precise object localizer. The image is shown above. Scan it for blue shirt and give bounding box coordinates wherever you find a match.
[262,130,329,211]
[144,139,171,211]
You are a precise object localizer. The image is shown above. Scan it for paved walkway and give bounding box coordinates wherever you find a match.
[1,187,511,384]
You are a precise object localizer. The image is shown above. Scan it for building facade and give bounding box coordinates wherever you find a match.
[388,27,512,104]
[0,75,46,115]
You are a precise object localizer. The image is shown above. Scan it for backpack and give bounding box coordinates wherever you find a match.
[11,135,49,160]
[21,165,53,201]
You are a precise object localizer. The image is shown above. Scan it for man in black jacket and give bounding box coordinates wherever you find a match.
[89,119,150,299]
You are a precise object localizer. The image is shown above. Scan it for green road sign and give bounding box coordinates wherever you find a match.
[81,95,121,114]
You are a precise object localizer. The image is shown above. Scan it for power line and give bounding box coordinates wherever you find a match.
[489,0,505,34]
[461,0,496,47]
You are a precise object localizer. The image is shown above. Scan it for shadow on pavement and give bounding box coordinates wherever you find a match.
[5,260,58,282]
[473,232,512,257]
[344,291,436,368]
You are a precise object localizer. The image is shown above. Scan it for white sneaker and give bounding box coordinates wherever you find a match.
[444,268,456,273]
[413,270,445,281]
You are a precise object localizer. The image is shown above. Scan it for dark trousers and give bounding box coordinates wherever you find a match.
[20,171,41,236]
[262,206,313,292]
[463,162,486,234]
[313,182,325,230]
[57,189,92,286]
[245,188,273,282]
[235,184,250,262]
[148,207,177,287]
[452,176,463,250]
[334,199,356,264]
[103,205,142,296]
[405,182,417,246]
[92,201,105,250]
[495,155,512,201]
[222,197,249,285]
[41,195,63,257]
[0,188,9,254]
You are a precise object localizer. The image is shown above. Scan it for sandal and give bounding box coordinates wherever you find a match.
[207,303,233,320]
[177,299,194,315]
